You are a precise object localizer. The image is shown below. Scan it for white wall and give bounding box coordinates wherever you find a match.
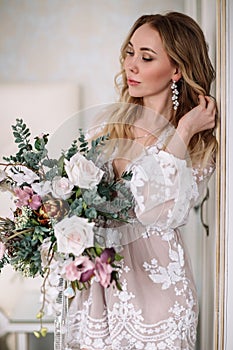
[0,0,185,108]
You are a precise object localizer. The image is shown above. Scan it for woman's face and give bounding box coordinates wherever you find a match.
[123,23,180,105]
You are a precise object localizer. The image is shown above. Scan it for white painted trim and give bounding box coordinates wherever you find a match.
[225,0,233,348]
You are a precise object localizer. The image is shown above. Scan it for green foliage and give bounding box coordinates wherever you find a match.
[0,256,8,272]
[65,140,78,160]
[86,134,109,162]
[78,129,89,154]
[111,270,122,291]
[3,118,49,171]
[64,129,109,163]
[121,170,133,181]
[82,188,106,206]
[69,198,85,216]
[34,134,49,151]
[33,226,51,243]
[11,234,43,276]
[85,207,98,219]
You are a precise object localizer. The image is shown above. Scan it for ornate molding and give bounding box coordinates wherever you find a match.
[215,0,226,349]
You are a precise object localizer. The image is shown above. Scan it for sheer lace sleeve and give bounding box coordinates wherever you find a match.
[129,150,214,229]
[192,163,215,205]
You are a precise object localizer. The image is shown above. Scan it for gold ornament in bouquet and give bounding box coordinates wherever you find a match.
[0,118,133,338]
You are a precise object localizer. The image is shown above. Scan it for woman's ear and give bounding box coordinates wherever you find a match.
[173,67,182,82]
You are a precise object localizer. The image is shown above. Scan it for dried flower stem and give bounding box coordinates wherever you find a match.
[37,249,55,330]
[4,228,34,241]
[0,162,30,169]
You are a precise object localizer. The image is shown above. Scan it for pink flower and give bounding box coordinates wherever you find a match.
[80,268,95,283]
[65,256,95,282]
[100,248,116,264]
[0,242,6,259]
[94,257,113,288]
[14,186,42,210]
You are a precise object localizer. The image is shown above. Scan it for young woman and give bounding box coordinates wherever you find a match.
[68,12,217,350]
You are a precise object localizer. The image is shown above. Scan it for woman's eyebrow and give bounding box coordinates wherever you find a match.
[140,47,157,54]
[128,41,157,54]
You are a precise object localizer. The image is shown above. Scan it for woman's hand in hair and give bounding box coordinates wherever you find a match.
[165,95,216,159]
[176,95,216,146]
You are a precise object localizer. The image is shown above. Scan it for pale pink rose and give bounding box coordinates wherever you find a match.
[54,215,94,256]
[0,242,6,259]
[51,176,73,200]
[94,257,113,288]
[14,186,42,210]
[65,256,95,282]
[64,152,104,189]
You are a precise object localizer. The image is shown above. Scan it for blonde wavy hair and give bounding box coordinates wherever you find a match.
[100,12,217,166]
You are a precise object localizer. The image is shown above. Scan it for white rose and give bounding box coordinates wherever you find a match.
[54,215,95,256]
[31,180,51,197]
[51,176,74,200]
[64,153,104,189]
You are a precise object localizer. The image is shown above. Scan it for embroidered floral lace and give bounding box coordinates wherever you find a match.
[66,133,214,350]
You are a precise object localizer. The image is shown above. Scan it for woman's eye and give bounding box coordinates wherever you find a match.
[142,56,153,62]
[125,50,134,56]
[125,50,153,61]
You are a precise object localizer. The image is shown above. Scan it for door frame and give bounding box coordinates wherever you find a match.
[215,0,233,349]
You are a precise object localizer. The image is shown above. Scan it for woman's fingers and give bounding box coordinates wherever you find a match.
[205,95,216,113]
[197,95,216,129]
[198,95,216,112]
[198,94,207,108]
[205,96,216,128]
[178,94,216,138]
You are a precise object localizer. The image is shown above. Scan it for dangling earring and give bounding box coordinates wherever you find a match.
[171,80,179,111]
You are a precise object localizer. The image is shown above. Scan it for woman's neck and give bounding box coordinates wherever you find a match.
[132,96,172,135]
[143,94,172,121]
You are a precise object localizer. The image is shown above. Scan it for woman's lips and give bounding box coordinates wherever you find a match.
[127,79,140,86]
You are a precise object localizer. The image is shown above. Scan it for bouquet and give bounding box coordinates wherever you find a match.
[0,118,133,337]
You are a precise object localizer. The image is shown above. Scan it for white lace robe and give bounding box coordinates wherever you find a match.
[67,139,214,350]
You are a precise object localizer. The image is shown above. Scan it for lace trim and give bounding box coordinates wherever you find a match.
[68,277,197,350]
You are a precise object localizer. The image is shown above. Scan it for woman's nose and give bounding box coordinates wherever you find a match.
[125,56,139,73]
